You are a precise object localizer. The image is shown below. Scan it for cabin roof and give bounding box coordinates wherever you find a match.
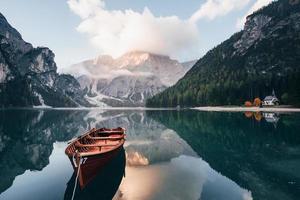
[264,96,278,101]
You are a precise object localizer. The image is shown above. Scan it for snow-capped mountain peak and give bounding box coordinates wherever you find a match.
[64,51,197,107]
[118,51,152,67]
[93,54,114,66]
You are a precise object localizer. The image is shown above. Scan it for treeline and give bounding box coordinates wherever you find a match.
[146,67,300,107]
[147,0,300,107]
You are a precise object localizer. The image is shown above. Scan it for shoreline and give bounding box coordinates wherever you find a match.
[0,106,177,111]
[192,106,300,113]
[2,106,300,113]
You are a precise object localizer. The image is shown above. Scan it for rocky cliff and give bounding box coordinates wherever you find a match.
[0,13,89,107]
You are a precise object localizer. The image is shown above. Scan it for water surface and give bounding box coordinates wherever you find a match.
[0,109,299,200]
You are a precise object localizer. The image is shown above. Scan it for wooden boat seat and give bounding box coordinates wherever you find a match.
[86,134,125,140]
[75,141,122,148]
[97,131,124,134]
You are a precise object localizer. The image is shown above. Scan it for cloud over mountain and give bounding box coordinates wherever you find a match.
[189,0,251,22]
[67,0,200,61]
[67,0,275,62]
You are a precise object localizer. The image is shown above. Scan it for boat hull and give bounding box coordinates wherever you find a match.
[64,147,126,200]
[68,145,124,189]
[65,127,126,189]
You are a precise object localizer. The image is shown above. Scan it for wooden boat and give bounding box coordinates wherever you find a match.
[65,127,125,189]
[64,147,126,200]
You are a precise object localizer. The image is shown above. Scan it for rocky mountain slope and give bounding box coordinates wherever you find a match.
[66,51,195,107]
[0,13,89,107]
[147,0,300,107]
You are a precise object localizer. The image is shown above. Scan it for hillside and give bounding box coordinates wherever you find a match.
[147,0,300,107]
[0,13,89,107]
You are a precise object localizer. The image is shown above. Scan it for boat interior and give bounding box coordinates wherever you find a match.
[65,128,125,156]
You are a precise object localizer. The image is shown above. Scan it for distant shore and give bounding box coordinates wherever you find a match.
[193,106,300,113]
[0,106,177,111]
[2,106,300,112]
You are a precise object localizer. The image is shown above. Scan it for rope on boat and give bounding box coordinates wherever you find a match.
[71,154,82,200]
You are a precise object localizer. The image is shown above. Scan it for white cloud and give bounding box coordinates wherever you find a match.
[189,0,251,22]
[67,0,104,19]
[236,0,274,29]
[67,0,200,61]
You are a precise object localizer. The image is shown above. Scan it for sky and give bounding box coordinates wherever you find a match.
[0,0,274,71]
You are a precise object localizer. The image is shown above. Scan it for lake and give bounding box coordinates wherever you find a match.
[0,109,299,200]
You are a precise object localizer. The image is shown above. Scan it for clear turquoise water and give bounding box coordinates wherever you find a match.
[0,109,299,200]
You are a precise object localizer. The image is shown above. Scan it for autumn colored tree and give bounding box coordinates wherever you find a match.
[244,101,252,107]
[253,98,262,107]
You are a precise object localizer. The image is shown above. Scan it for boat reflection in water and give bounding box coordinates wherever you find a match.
[64,147,125,200]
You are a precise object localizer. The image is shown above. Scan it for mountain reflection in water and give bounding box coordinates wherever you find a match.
[147,110,300,200]
[115,155,252,200]
[0,109,299,200]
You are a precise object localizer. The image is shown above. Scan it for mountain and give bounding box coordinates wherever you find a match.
[0,13,89,107]
[65,51,196,107]
[147,0,300,107]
